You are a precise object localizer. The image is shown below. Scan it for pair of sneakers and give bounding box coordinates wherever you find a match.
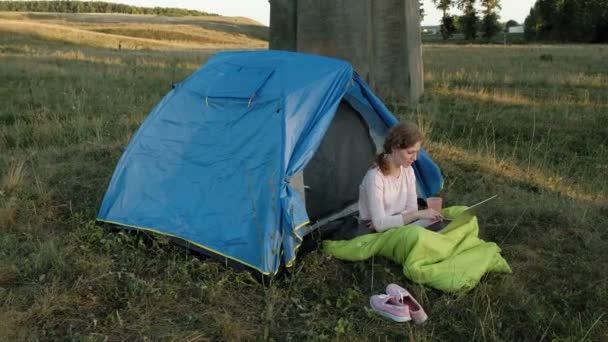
[369,284,428,324]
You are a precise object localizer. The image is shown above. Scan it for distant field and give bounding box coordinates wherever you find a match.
[1,13,607,341]
[0,12,268,50]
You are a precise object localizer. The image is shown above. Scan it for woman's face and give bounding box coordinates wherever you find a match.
[392,141,422,167]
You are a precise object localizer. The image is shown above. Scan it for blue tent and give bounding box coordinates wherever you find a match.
[97,50,443,275]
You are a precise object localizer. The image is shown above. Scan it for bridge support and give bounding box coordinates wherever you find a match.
[269,0,423,102]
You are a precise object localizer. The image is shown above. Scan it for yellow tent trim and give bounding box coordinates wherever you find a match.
[284,220,310,268]
[96,218,272,275]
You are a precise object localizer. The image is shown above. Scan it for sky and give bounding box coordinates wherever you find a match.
[105,0,536,27]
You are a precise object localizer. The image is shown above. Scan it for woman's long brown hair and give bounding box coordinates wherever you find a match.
[373,121,424,175]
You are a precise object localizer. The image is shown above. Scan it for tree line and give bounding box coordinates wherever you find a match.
[431,0,503,41]
[524,0,608,43]
[0,1,218,17]
[430,0,608,43]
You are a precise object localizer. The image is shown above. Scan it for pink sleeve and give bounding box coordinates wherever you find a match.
[363,172,405,232]
[403,167,418,215]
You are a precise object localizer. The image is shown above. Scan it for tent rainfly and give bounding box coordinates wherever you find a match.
[97,50,443,275]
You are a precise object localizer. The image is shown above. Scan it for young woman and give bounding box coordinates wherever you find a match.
[359,121,442,232]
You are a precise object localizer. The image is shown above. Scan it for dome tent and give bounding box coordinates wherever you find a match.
[97,50,443,275]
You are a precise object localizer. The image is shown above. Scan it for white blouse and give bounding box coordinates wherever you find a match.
[358,166,418,232]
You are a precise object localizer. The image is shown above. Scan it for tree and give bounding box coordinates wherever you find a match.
[480,0,501,40]
[589,0,608,42]
[523,0,608,43]
[458,0,479,40]
[440,15,458,40]
[523,6,538,40]
[432,0,457,40]
[453,15,463,32]
[420,1,425,21]
[432,0,454,15]
[535,0,557,39]
[0,1,217,17]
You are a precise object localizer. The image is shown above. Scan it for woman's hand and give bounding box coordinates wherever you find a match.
[365,220,376,231]
[417,209,443,221]
[401,209,442,225]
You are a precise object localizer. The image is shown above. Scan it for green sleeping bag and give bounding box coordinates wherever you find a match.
[323,206,512,293]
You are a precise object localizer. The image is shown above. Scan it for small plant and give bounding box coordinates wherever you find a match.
[334,317,352,335]
[336,287,362,310]
[539,53,553,61]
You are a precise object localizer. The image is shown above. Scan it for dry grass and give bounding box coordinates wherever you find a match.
[0,12,267,50]
[87,24,265,46]
[430,142,606,203]
[1,19,179,49]
[438,87,608,108]
[0,19,265,50]
[1,159,26,193]
[0,11,264,26]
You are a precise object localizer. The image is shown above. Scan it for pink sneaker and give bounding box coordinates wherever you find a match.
[369,294,411,322]
[386,284,428,324]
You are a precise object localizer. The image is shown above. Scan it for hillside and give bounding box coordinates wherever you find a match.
[0,11,268,50]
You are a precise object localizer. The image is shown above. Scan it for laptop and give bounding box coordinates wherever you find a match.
[412,195,498,232]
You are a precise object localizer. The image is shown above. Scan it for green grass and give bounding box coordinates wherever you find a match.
[1,14,608,341]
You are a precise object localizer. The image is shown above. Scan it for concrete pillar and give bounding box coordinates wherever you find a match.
[403,0,424,101]
[268,0,297,51]
[269,0,424,102]
[296,0,371,86]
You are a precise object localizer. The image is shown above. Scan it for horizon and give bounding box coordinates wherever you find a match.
[102,0,536,27]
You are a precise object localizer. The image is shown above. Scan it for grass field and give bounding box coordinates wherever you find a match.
[1,12,607,341]
[0,12,268,49]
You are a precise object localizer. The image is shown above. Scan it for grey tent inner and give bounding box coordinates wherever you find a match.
[303,101,380,222]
